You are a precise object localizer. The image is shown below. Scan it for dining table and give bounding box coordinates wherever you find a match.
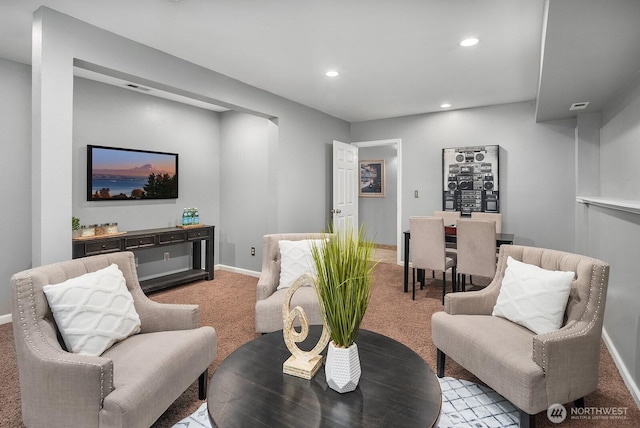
[403,229,514,293]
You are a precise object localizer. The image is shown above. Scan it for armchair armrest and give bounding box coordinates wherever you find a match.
[444,280,501,315]
[533,319,602,403]
[16,328,114,427]
[257,268,279,301]
[131,289,200,332]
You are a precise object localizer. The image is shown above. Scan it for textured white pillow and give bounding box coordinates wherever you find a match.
[277,239,324,290]
[492,256,575,334]
[43,264,141,356]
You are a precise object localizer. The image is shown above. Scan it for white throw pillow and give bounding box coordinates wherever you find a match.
[43,263,141,356]
[492,256,575,334]
[277,239,324,290]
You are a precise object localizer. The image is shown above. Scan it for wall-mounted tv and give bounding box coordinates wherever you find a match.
[87,145,178,201]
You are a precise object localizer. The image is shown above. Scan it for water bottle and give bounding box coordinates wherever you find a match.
[193,207,199,225]
[182,208,189,226]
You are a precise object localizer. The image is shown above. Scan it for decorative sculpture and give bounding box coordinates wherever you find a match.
[282,273,330,379]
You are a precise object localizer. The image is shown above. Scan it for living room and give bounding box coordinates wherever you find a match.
[1,1,640,426]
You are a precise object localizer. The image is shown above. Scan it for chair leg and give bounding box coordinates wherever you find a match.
[412,267,416,300]
[436,349,446,378]
[452,266,456,293]
[518,409,535,428]
[198,369,208,400]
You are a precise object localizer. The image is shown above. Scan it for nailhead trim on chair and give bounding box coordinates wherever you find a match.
[16,274,111,408]
[534,263,607,375]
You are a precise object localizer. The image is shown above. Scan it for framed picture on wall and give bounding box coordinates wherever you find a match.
[359,159,385,197]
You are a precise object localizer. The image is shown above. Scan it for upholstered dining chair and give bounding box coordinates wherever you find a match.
[471,211,502,233]
[432,245,610,428]
[456,218,497,291]
[433,210,461,227]
[409,216,456,303]
[432,210,460,276]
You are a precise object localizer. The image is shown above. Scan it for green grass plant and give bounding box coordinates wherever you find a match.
[310,227,377,348]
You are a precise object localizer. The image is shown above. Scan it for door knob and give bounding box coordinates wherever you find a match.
[331,209,342,214]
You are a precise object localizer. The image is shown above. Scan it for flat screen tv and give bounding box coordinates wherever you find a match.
[87,145,178,201]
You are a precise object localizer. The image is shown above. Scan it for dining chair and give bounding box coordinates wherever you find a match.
[456,218,497,291]
[409,216,456,303]
[433,210,461,227]
[470,212,502,233]
[432,211,460,275]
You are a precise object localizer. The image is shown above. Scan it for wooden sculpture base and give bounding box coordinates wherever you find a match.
[283,354,323,380]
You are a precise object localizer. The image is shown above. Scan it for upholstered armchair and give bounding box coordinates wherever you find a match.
[10,251,217,428]
[255,233,326,333]
[432,245,609,428]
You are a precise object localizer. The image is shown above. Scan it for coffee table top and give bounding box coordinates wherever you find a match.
[207,326,441,427]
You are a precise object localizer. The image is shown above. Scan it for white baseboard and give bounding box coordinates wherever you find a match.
[0,313,12,325]
[215,264,260,278]
[602,328,640,409]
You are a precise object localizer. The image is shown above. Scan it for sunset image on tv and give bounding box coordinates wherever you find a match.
[89,146,178,200]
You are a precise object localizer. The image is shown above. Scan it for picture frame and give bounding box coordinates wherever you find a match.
[359,159,385,197]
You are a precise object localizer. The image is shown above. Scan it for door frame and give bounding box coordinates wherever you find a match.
[352,138,402,264]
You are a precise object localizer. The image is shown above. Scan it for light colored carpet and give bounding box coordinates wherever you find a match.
[173,377,518,428]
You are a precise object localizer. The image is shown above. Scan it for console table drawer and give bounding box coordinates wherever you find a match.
[187,229,209,241]
[84,239,122,255]
[158,231,186,245]
[125,235,156,249]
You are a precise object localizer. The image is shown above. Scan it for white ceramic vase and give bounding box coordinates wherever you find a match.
[325,341,361,393]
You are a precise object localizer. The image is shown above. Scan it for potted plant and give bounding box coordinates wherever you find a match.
[72,216,81,238]
[310,227,377,393]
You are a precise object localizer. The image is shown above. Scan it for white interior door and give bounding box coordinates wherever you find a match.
[332,140,358,236]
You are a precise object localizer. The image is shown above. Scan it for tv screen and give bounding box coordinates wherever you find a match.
[87,145,178,201]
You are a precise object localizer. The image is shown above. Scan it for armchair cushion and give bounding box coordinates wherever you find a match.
[277,239,324,290]
[492,256,574,334]
[43,263,141,356]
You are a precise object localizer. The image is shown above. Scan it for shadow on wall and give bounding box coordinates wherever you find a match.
[219,233,236,267]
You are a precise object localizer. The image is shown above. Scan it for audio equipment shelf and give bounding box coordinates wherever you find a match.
[72,225,215,293]
[576,197,640,216]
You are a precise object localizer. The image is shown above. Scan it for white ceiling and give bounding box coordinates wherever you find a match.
[1,0,639,123]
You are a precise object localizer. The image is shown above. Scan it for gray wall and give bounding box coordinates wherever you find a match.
[73,77,221,278]
[587,72,640,397]
[351,101,577,252]
[30,7,350,271]
[358,145,397,246]
[219,110,275,271]
[0,58,31,318]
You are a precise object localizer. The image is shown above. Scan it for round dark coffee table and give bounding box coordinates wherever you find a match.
[207,326,441,427]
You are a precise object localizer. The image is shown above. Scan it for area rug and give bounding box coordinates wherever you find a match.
[172,377,518,427]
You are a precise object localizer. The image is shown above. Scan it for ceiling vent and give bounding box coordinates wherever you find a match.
[569,102,590,111]
[124,83,150,92]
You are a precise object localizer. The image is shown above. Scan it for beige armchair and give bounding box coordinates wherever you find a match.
[255,233,325,333]
[432,245,609,428]
[10,252,217,428]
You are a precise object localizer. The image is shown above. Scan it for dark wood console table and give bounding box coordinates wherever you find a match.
[72,225,214,293]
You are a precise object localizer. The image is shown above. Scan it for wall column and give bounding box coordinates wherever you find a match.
[32,8,74,265]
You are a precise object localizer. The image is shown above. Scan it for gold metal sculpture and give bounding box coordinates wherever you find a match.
[282,273,330,379]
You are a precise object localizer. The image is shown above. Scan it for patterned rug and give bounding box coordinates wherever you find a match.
[172,377,518,427]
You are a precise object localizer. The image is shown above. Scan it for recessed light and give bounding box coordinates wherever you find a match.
[325,70,340,77]
[460,38,479,47]
[440,103,452,108]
